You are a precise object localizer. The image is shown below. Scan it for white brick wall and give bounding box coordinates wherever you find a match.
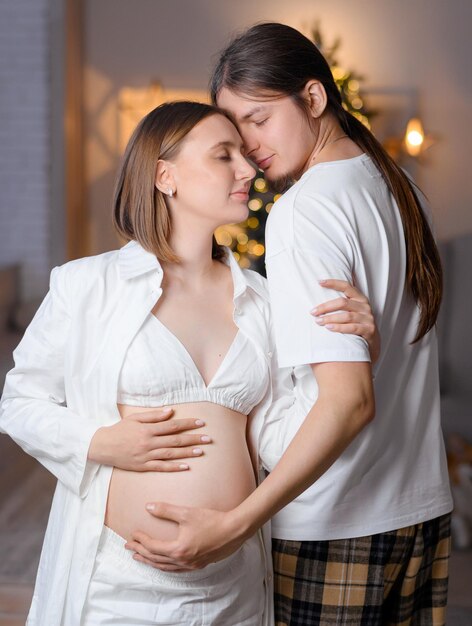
[0,0,52,302]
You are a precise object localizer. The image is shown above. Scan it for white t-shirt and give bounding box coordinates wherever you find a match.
[261,153,453,540]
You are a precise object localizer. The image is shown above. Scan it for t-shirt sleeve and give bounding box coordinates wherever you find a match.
[265,188,371,369]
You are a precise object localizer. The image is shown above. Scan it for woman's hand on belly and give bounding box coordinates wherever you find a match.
[87,407,211,472]
[106,403,254,543]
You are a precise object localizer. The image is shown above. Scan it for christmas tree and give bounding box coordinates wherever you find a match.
[311,22,373,128]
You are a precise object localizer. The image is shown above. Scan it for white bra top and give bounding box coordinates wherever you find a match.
[117,313,270,415]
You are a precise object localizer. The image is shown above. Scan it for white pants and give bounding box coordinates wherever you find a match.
[81,526,266,625]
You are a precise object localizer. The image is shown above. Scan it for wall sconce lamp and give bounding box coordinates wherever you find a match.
[383,115,436,163]
[403,116,437,160]
[359,88,437,166]
[404,118,425,157]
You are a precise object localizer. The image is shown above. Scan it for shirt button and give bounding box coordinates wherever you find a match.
[235,308,242,315]
[268,351,273,358]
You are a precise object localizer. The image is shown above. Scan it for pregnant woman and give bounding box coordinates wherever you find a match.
[0,101,378,626]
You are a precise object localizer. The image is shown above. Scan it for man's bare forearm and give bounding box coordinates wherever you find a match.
[230,362,375,539]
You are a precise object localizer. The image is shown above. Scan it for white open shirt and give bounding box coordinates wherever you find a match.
[0,242,287,626]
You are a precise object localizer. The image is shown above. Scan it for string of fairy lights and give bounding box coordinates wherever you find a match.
[216,176,282,274]
[216,23,374,274]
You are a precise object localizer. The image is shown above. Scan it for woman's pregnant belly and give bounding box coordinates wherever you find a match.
[105,402,256,542]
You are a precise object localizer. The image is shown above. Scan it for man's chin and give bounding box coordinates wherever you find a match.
[264,171,295,194]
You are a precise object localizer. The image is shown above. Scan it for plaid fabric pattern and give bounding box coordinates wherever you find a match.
[272,513,451,626]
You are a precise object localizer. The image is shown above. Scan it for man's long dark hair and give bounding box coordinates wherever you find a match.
[210,22,442,343]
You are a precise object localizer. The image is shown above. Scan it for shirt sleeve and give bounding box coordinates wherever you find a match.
[254,320,319,474]
[265,188,371,369]
[0,265,100,497]
[242,293,311,474]
[256,337,302,474]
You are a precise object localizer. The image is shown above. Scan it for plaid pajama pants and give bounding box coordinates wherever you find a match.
[272,513,451,626]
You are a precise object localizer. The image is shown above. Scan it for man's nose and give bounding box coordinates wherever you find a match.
[240,130,258,158]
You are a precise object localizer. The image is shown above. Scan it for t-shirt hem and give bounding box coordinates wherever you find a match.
[270,499,453,541]
[277,351,371,369]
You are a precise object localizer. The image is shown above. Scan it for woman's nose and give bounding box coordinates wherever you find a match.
[237,157,256,181]
[244,159,256,180]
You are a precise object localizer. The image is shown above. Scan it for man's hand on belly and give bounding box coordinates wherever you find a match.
[124,503,245,570]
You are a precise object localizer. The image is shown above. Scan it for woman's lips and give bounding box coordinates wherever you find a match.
[230,191,250,201]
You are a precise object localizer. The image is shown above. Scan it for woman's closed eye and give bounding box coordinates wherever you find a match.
[217,153,231,161]
[254,118,268,127]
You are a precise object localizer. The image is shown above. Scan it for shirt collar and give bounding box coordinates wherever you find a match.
[118,240,268,303]
[224,249,269,303]
[223,246,248,301]
[118,240,162,280]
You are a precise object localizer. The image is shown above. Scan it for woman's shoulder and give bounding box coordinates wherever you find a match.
[51,249,121,294]
[59,248,120,273]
